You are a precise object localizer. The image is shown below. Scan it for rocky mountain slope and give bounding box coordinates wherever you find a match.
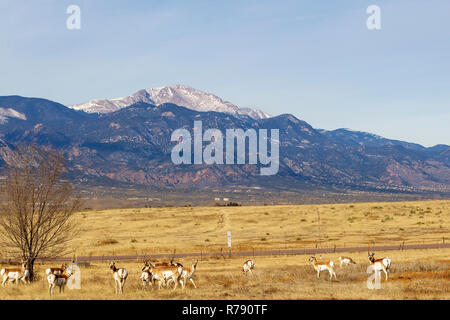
[0,94,448,194]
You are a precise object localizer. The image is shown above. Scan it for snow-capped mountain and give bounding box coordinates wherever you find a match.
[69,84,271,119]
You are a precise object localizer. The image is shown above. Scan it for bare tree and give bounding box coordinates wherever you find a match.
[0,145,80,281]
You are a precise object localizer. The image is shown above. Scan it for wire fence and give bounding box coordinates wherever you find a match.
[1,237,448,264]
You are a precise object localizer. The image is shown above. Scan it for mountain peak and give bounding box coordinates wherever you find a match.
[69,85,271,119]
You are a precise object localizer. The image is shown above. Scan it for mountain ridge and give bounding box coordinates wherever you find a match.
[69,84,271,120]
[0,94,448,195]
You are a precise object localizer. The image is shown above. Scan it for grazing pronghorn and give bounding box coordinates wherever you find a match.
[338,256,357,267]
[139,270,153,289]
[140,261,155,289]
[308,256,337,280]
[368,252,392,281]
[109,261,128,294]
[45,263,67,276]
[242,260,255,276]
[179,259,198,288]
[140,268,153,289]
[148,263,184,290]
[1,262,30,285]
[48,265,74,296]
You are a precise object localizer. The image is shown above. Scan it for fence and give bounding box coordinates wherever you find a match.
[1,238,448,264]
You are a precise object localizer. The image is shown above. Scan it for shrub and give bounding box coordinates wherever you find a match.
[95,239,119,246]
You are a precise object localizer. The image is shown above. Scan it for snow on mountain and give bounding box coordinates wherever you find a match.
[0,107,27,124]
[69,85,271,119]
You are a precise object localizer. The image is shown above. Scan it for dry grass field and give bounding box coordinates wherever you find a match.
[64,200,449,257]
[0,249,448,300]
[0,200,448,300]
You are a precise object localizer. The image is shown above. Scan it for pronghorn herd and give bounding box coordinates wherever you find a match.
[0,258,199,296]
[0,251,393,296]
[139,258,198,291]
[305,251,392,281]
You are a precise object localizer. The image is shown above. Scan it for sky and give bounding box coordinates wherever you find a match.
[0,0,449,147]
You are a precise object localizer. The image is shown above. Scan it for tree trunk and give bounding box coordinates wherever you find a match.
[26,258,35,282]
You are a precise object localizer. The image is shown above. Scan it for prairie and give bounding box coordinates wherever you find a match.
[0,200,448,300]
[0,249,448,300]
[64,200,449,257]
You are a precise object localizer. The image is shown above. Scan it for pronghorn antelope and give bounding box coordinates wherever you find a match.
[140,261,155,289]
[177,259,198,288]
[242,260,255,276]
[140,268,153,289]
[21,266,31,284]
[45,263,67,276]
[308,256,337,280]
[368,252,392,281]
[1,262,31,285]
[48,265,74,296]
[109,261,128,294]
[148,263,184,290]
[338,256,357,267]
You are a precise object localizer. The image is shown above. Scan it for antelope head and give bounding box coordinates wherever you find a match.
[109,261,117,271]
[142,261,150,271]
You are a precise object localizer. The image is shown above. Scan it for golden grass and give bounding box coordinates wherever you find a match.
[0,248,448,300]
[0,200,448,299]
[64,200,449,257]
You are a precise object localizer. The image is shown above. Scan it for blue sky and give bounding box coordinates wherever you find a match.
[1,0,449,147]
